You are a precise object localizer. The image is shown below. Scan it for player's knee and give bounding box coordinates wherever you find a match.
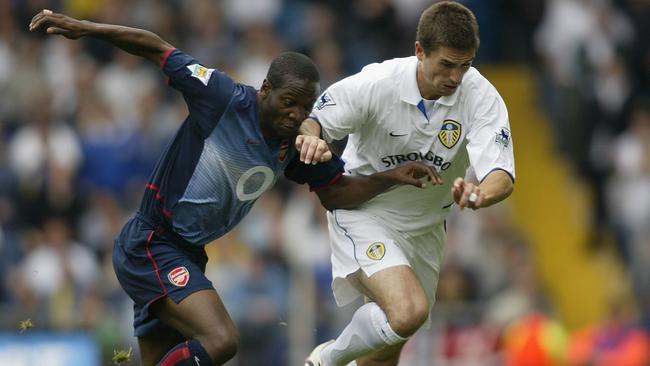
[199,325,240,361]
[386,297,429,337]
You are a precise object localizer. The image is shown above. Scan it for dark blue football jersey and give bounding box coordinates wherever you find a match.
[139,49,343,246]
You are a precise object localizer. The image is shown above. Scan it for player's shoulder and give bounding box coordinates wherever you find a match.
[360,57,416,76]
[357,56,416,84]
[460,67,502,106]
[338,56,415,101]
[230,83,257,109]
[460,67,502,100]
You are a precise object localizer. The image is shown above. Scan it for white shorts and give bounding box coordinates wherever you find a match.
[327,209,447,308]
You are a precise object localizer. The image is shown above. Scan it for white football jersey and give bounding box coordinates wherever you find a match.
[311,56,515,233]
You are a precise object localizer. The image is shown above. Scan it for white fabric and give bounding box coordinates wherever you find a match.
[327,209,446,307]
[312,56,515,233]
[323,302,406,366]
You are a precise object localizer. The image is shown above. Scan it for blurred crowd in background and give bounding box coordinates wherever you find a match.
[0,0,648,365]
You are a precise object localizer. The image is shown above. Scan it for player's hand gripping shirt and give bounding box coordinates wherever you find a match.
[139,49,343,246]
[311,56,515,233]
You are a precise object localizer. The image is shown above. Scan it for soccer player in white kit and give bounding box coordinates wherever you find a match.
[303,2,515,366]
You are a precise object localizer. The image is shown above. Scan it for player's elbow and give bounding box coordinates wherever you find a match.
[320,202,335,211]
[503,180,514,198]
[316,186,340,211]
[317,190,363,211]
[317,195,340,211]
[493,179,514,204]
[482,178,514,208]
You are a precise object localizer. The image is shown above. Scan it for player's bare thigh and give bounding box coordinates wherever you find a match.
[347,265,430,337]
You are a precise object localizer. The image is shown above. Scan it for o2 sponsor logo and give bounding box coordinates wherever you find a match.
[236,166,275,201]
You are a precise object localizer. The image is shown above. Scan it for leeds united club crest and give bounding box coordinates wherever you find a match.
[366,242,386,261]
[438,120,462,149]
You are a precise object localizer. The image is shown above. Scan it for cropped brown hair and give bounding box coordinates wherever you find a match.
[416,1,480,55]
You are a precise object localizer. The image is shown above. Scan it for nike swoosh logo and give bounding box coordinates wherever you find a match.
[389,132,407,137]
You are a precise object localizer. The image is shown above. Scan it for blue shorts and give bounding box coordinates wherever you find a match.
[112,213,213,337]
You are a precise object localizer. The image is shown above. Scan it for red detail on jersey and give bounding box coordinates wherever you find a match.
[145,184,162,201]
[146,183,172,220]
[145,184,160,191]
[163,208,173,219]
[168,266,190,287]
[311,172,343,192]
[279,140,290,162]
[145,231,168,295]
[160,48,175,70]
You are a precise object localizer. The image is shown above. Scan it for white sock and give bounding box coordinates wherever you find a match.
[322,302,406,366]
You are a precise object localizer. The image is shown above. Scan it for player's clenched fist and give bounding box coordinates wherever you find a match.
[452,177,483,210]
[29,9,88,39]
[295,135,332,164]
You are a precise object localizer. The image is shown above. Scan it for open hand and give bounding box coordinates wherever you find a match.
[385,162,443,188]
[295,135,332,164]
[29,9,88,39]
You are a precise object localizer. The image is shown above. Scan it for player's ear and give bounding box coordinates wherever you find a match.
[260,79,272,98]
[415,41,425,61]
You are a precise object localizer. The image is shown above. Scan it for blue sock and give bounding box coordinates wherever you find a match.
[156,339,213,366]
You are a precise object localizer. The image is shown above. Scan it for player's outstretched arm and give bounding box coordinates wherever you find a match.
[452,169,513,210]
[316,162,443,210]
[29,9,172,65]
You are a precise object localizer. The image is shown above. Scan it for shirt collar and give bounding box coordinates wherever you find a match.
[436,90,459,106]
[399,57,421,106]
[399,57,460,107]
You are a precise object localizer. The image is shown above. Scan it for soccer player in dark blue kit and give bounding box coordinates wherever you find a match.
[30,9,444,366]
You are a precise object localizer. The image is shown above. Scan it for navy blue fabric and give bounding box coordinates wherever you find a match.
[163,49,234,138]
[137,49,345,247]
[155,340,214,366]
[112,214,213,337]
[284,153,344,187]
[113,49,346,337]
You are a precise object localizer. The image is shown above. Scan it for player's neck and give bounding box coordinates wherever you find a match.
[258,121,284,141]
[416,68,440,100]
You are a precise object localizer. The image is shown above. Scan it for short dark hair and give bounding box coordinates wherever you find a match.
[266,52,319,88]
[416,1,480,55]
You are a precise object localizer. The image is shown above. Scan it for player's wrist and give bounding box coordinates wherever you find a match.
[298,118,322,137]
[370,171,397,188]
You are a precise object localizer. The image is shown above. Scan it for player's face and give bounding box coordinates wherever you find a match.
[259,77,320,139]
[415,42,475,100]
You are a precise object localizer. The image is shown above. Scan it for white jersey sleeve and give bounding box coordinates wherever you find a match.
[464,80,515,182]
[312,71,373,142]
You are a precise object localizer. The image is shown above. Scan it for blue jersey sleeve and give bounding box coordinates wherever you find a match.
[284,154,345,190]
[161,49,235,137]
